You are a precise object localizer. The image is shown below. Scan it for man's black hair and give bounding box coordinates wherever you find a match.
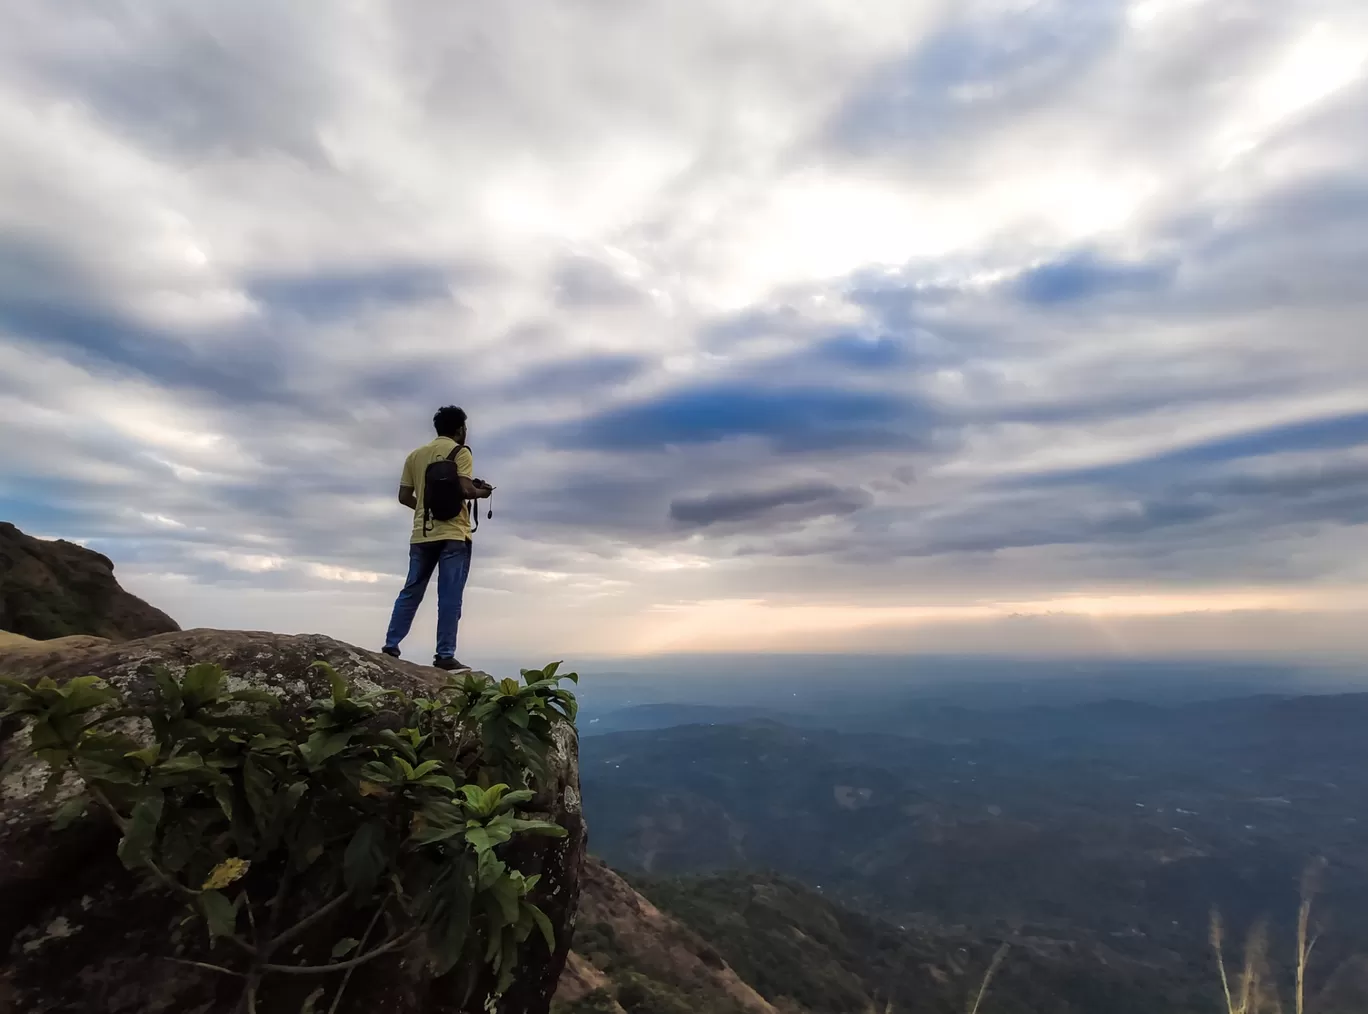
[433,405,467,438]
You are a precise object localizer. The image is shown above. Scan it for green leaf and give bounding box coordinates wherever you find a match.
[149,666,182,706]
[198,889,239,938]
[528,903,556,951]
[160,821,196,873]
[213,782,235,821]
[484,906,507,961]
[343,822,386,895]
[410,824,466,846]
[159,752,207,775]
[226,688,281,707]
[73,753,143,785]
[428,875,473,977]
[458,783,491,808]
[330,936,362,958]
[125,744,162,767]
[285,780,308,804]
[38,766,66,804]
[181,663,224,707]
[0,675,34,698]
[242,755,275,830]
[497,937,519,994]
[247,732,291,751]
[310,660,349,703]
[419,798,464,825]
[299,730,352,769]
[59,677,117,713]
[360,759,398,785]
[417,774,457,793]
[507,818,568,838]
[476,850,507,890]
[465,822,515,854]
[375,729,419,763]
[410,759,443,780]
[52,795,88,830]
[492,789,535,813]
[117,792,164,870]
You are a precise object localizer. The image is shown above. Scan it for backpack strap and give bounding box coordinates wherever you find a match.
[448,441,473,536]
[447,441,484,537]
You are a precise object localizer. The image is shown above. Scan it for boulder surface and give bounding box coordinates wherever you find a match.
[0,629,584,1014]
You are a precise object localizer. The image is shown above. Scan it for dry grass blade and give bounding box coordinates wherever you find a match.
[1240,920,1269,1014]
[1296,857,1326,1014]
[966,943,1010,1014]
[1212,909,1237,1014]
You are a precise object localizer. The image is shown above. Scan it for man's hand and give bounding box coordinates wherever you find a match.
[398,485,418,510]
[457,476,493,499]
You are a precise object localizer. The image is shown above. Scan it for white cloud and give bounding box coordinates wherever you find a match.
[1,0,1366,660]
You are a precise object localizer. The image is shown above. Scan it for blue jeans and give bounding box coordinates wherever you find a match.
[384,539,472,659]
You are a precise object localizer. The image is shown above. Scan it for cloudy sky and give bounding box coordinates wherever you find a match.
[3,0,1367,662]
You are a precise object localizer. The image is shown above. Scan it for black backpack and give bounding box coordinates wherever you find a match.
[422,444,492,535]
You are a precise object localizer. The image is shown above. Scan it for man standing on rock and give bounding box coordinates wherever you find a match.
[382,405,492,671]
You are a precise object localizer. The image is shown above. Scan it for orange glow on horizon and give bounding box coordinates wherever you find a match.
[618,587,1367,655]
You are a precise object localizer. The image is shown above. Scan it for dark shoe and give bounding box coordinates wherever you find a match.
[432,656,472,673]
[380,646,400,658]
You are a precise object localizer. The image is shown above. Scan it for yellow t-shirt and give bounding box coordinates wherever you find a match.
[401,436,474,543]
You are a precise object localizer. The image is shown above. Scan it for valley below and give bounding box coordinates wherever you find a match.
[574,689,1368,1013]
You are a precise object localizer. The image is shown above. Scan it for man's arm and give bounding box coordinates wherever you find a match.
[397,452,418,510]
[454,447,492,499]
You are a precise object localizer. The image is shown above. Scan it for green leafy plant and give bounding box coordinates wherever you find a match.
[0,659,579,1012]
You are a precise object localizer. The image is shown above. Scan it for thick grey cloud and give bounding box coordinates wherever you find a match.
[670,483,872,529]
[2,0,1367,658]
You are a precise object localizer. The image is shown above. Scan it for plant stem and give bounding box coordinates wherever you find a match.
[270,891,352,950]
[75,770,198,900]
[164,957,246,977]
[239,862,294,1014]
[71,767,128,832]
[262,929,418,975]
[327,899,389,1014]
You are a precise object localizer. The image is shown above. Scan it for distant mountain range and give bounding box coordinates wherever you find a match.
[576,689,1368,1012]
[571,654,1366,738]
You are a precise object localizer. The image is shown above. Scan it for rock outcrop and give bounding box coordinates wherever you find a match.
[0,629,584,1014]
[0,522,179,642]
[554,859,777,1014]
